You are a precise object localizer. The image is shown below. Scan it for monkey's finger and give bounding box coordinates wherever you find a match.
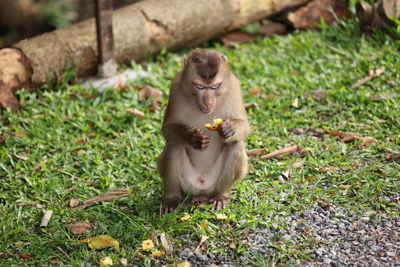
[213,199,225,210]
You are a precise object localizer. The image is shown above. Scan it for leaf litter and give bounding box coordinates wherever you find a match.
[74,187,130,209]
[80,235,120,251]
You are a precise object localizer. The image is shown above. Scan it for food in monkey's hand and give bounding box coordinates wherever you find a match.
[205,118,223,131]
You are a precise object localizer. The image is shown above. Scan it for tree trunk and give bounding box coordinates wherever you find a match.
[0,0,310,110]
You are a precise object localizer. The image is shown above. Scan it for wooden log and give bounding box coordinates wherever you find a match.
[0,0,310,110]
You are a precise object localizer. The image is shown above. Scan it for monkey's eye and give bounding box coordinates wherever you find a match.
[210,83,221,90]
[194,84,206,89]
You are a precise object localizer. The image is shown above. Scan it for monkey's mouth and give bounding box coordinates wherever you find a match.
[200,107,212,114]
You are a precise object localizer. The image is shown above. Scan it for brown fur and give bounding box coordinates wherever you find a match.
[190,49,221,82]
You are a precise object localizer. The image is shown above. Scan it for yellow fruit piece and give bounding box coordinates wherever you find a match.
[205,118,223,131]
[199,220,208,229]
[179,214,191,222]
[100,257,113,266]
[151,249,166,258]
[142,239,154,250]
[178,262,192,267]
[216,214,228,220]
[80,235,120,251]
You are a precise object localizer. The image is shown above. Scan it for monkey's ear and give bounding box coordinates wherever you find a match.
[184,55,190,65]
[221,55,228,63]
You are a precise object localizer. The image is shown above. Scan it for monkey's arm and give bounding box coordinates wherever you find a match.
[220,118,250,143]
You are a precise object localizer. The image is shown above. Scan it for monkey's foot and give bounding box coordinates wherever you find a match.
[190,195,210,204]
[209,195,226,210]
[162,196,182,214]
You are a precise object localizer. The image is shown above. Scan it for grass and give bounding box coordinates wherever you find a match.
[1,18,399,266]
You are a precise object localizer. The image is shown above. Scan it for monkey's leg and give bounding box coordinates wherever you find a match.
[157,144,185,214]
[210,141,248,210]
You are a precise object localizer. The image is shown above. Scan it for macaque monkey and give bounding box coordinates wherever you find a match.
[158,49,250,213]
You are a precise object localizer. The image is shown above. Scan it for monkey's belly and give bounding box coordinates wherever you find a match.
[180,146,227,195]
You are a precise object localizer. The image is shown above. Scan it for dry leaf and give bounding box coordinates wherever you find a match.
[80,93,97,99]
[369,95,388,101]
[113,77,128,92]
[319,166,338,173]
[360,137,378,147]
[137,85,162,107]
[151,250,165,258]
[77,187,129,209]
[195,235,209,251]
[39,210,53,227]
[325,129,377,146]
[312,89,327,100]
[220,31,258,48]
[160,232,173,254]
[33,114,47,119]
[246,148,268,157]
[177,262,192,267]
[142,239,154,250]
[386,152,400,161]
[351,67,385,89]
[248,87,263,95]
[126,108,145,120]
[69,198,80,208]
[179,214,191,222]
[119,258,128,266]
[292,159,304,168]
[278,176,286,184]
[65,221,96,235]
[216,214,228,220]
[80,235,120,251]
[17,201,37,207]
[84,179,96,185]
[32,159,48,171]
[281,169,290,179]
[260,145,300,160]
[317,199,330,211]
[100,257,113,266]
[244,102,259,109]
[338,184,352,189]
[150,230,159,246]
[76,149,85,155]
[291,98,299,108]
[15,132,26,138]
[257,21,288,36]
[74,139,87,144]
[288,0,350,30]
[14,153,29,161]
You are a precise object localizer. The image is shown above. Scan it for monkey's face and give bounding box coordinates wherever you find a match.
[192,79,223,114]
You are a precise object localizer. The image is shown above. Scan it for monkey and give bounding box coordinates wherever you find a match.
[157,48,250,214]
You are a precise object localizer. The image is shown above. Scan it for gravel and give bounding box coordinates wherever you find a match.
[157,196,399,266]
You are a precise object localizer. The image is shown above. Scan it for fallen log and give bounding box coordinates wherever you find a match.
[0,0,310,110]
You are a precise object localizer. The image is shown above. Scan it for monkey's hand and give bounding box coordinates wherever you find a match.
[189,128,210,151]
[218,119,235,139]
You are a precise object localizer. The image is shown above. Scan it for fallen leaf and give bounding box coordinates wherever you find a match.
[292,159,304,168]
[136,85,162,108]
[15,132,26,138]
[84,179,96,185]
[257,21,288,36]
[33,114,47,119]
[74,139,87,144]
[113,77,128,92]
[100,256,113,266]
[69,198,80,208]
[160,232,173,254]
[246,148,268,157]
[65,221,96,235]
[179,214,191,222]
[244,102,259,109]
[150,230,159,246]
[151,249,165,258]
[248,87,263,95]
[216,214,228,220]
[317,199,330,210]
[291,98,299,108]
[195,235,209,251]
[126,108,145,120]
[325,129,377,146]
[281,169,290,179]
[220,31,258,48]
[360,137,378,147]
[76,149,85,155]
[374,168,388,176]
[76,187,129,209]
[32,159,48,171]
[312,89,327,100]
[80,93,97,99]
[386,152,400,161]
[119,258,128,266]
[369,94,388,101]
[360,217,370,222]
[142,239,154,251]
[318,166,338,173]
[260,145,300,160]
[80,235,119,251]
[177,262,192,267]
[290,69,298,76]
[19,254,29,259]
[288,0,350,30]
[338,184,352,189]
[39,210,53,227]
[14,153,29,160]
[278,176,286,184]
[351,67,385,89]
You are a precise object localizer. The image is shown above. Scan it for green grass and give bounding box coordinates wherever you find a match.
[1,18,399,266]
